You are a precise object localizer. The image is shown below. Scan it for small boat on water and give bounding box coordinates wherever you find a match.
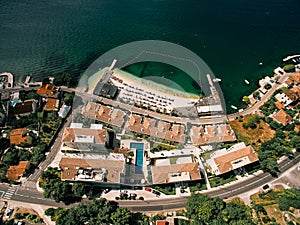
[213,78,222,82]
[231,105,237,110]
[244,79,250,85]
[259,62,263,66]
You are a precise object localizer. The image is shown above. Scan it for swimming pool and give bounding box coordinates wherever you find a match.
[130,143,144,167]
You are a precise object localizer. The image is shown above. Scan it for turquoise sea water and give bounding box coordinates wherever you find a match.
[1,0,300,112]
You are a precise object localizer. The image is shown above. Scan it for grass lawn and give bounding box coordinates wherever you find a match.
[229,114,275,148]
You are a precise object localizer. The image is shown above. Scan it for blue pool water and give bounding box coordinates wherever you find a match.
[130,143,144,167]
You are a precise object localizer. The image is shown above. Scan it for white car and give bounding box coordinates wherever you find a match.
[5,208,13,218]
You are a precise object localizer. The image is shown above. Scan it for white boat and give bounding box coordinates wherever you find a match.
[231,105,237,110]
[213,78,222,82]
[259,62,263,66]
[244,79,250,85]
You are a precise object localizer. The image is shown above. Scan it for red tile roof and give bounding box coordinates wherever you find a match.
[37,84,57,97]
[62,128,107,144]
[275,101,284,110]
[6,161,30,180]
[190,124,236,146]
[273,109,293,126]
[44,98,59,111]
[285,72,300,86]
[10,128,33,146]
[213,146,258,174]
[156,221,168,225]
[126,114,186,143]
[59,157,124,183]
[151,163,201,184]
[83,102,125,127]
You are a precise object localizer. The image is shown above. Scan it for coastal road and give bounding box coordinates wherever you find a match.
[23,110,73,188]
[2,151,296,212]
[68,88,227,125]
[228,73,289,120]
[0,86,39,93]
[118,151,300,211]
[66,72,289,126]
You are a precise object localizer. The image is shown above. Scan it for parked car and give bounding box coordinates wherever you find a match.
[130,193,137,199]
[104,188,112,194]
[152,190,161,196]
[262,184,270,193]
[133,186,143,190]
[144,187,151,192]
[5,208,13,219]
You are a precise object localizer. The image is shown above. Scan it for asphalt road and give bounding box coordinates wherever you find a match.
[228,73,289,120]
[0,74,294,211]
[1,152,298,211]
[118,152,300,211]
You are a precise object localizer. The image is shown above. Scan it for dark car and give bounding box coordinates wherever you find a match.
[262,184,269,190]
[133,186,143,190]
[152,190,161,196]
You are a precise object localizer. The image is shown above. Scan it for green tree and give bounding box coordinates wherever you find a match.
[186,194,224,224]
[71,182,92,197]
[291,136,300,150]
[275,189,300,211]
[283,64,295,72]
[111,208,132,225]
[259,153,278,176]
[264,83,272,90]
[45,208,55,217]
[242,96,250,105]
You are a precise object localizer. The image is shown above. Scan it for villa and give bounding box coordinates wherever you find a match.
[61,123,110,154]
[206,144,259,175]
[37,83,59,98]
[44,98,60,111]
[275,92,293,107]
[59,154,125,184]
[83,102,126,127]
[6,161,30,181]
[12,100,37,116]
[10,128,34,147]
[190,124,236,146]
[272,109,293,126]
[126,114,186,143]
[285,72,300,86]
[151,162,201,184]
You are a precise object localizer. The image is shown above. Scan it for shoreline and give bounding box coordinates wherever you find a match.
[113,69,200,100]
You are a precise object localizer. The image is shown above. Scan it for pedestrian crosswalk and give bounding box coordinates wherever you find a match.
[3,187,16,200]
[23,180,36,189]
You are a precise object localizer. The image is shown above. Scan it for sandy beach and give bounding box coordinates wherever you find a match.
[88,68,200,113]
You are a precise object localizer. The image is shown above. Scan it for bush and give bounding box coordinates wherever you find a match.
[283,64,295,72]
[45,208,55,216]
[14,213,23,219]
[264,83,272,90]
[26,213,37,221]
[139,196,144,200]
